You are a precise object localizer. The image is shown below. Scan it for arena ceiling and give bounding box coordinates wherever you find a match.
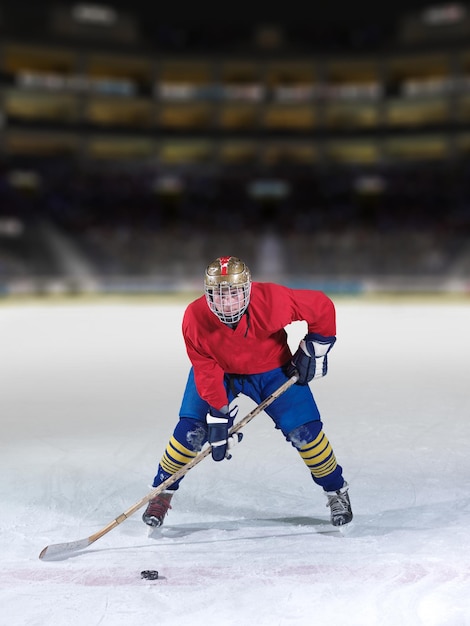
[0,0,440,27]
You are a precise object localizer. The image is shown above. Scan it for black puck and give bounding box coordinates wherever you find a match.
[141,570,159,580]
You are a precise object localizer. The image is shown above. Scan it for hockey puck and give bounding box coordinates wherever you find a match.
[141,570,159,580]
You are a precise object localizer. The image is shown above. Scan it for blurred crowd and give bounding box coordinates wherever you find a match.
[1,159,470,285]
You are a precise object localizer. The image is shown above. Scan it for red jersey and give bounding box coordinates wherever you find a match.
[182,282,336,410]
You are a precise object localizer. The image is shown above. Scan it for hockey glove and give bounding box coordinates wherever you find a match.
[288,333,336,385]
[207,405,242,461]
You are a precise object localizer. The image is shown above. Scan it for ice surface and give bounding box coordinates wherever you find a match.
[1,299,470,626]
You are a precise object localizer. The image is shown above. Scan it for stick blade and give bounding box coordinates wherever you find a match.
[39,537,92,560]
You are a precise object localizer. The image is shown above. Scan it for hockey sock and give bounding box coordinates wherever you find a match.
[288,421,344,491]
[152,417,207,488]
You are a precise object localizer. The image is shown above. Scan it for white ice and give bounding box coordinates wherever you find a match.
[1,298,470,626]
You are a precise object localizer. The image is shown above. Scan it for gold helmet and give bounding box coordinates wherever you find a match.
[204,256,252,324]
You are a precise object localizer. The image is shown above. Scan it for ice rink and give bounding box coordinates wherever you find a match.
[1,296,470,626]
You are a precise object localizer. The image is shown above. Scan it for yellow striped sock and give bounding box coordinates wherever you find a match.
[297,431,338,479]
[160,435,198,475]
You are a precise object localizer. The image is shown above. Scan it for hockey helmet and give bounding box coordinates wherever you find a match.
[204,256,252,324]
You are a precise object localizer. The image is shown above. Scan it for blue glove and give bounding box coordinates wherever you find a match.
[288,333,336,385]
[207,405,242,461]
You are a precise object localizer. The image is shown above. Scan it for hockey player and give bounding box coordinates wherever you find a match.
[142,256,352,528]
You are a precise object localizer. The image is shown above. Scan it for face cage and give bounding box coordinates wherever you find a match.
[205,281,251,324]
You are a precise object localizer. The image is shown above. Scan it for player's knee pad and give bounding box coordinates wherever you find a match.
[286,420,323,449]
[174,417,208,452]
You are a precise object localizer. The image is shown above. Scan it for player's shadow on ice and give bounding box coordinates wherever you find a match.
[152,516,340,541]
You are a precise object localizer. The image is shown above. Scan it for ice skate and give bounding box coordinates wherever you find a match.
[325,481,353,526]
[142,490,174,527]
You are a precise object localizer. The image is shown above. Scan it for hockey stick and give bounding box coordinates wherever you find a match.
[39,374,298,560]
